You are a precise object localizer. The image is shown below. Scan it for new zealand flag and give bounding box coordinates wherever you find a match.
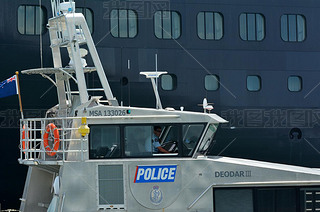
[0,75,18,98]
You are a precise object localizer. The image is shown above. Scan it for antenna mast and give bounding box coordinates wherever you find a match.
[47,0,118,108]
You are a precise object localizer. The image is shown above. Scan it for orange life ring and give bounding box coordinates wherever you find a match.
[43,123,60,156]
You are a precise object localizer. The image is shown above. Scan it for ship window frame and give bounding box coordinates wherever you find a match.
[89,122,206,159]
[182,123,208,157]
[89,125,122,159]
[17,5,47,35]
[288,75,302,92]
[197,11,224,40]
[97,164,126,210]
[239,13,265,41]
[154,10,181,39]
[214,187,310,212]
[301,188,320,212]
[161,74,177,91]
[246,75,261,92]
[110,9,138,38]
[205,74,220,91]
[281,14,306,42]
[75,7,94,34]
[214,188,254,212]
[124,125,154,157]
[197,124,218,155]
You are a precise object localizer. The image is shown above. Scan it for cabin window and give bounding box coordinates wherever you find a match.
[161,74,177,91]
[205,75,220,91]
[89,125,121,159]
[281,14,306,42]
[301,189,320,211]
[161,126,179,145]
[182,124,206,156]
[110,9,138,38]
[154,11,181,39]
[247,75,261,91]
[159,125,179,153]
[18,5,47,35]
[215,189,254,212]
[197,12,223,40]
[239,13,265,41]
[75,7,94,34]
[214,188,302,212]
[197,124,217,155]
[124,126,153,157]
[255,188,297,212]
[98,165,124,206]
[288,76,302,92]
[89,123,206,158]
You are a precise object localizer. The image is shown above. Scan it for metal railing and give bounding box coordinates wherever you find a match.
[51,0,75,17]
[19,117,88,165]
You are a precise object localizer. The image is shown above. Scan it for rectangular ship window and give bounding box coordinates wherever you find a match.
[247,75,261,91]
[124,126,153,157]
[281,14,306,42]
[182,124,206,156]
[89,125,121,159]
[301,188,320,212]
[214,189,253,212]
[154,11,181,39]
[110,9,138,38]
[239,13,265,41]
[288,75,302,92]
[255,188,297,212]
[18,5,47,35]
[98,165,124,207]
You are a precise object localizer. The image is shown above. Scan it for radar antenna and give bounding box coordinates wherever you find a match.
[198,98,214,113]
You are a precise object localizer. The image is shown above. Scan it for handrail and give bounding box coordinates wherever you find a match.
[19,117,88,164]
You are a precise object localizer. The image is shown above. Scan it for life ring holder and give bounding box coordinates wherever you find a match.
[43,123,60,156]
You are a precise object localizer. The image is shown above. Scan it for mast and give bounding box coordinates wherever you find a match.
[48,0,118,111]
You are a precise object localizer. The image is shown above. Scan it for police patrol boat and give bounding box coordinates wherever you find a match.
[18,1,320,211]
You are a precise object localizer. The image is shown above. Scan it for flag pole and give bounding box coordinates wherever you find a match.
[15,71,24,119]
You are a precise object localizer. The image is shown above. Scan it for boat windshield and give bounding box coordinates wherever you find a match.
[196,124,219,155]
[89,123,206,159]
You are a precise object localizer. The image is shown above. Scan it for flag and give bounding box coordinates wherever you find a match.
[0,75,18,98]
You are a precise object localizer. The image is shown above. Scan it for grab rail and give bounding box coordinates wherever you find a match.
[19,117,88,165]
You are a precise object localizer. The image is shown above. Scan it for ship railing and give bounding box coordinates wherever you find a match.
[19,117,88,165]
[49,6,87,48]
